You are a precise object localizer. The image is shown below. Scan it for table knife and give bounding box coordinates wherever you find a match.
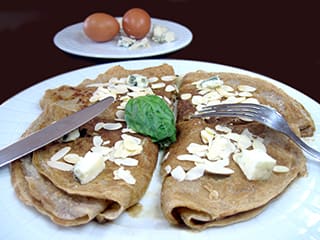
[0,96,114,168]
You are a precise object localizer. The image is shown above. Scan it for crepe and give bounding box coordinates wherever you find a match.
[10,63,178,226]
[176,71,315,137]
[160,71,312,230]
[10,64,314,229]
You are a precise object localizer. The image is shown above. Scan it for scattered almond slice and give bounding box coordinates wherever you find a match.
[50,146,71,161]
[113,167,136,185]
[273,165,290,173]
[63,153,82,164]
[103,122,123,130]
[171,166,186,182]
[47,160,74,171]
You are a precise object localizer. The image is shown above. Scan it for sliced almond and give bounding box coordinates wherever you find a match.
[180,93,192,100]
[151,82,165,89]
[103,122,123,130]
[63,153,82,164]
[238,85,256,92]
[50,146,71,161]
[161,75,176,81]
[165,84,176,92]
[171,166,186,182]
[47,160,74,171]
[177,154,204,163]
[273,165,290,173]
[185,165,205,181]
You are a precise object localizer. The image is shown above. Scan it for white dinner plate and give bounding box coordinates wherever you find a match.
[53,18,193,59]
[0,60,319,240]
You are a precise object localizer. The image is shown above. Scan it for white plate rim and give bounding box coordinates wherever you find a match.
[0,59,319,240]
[53,18,193,59]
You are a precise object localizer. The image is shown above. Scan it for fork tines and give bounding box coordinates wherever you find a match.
[194,103,265,120]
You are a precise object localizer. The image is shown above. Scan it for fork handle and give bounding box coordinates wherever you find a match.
[289,133,320,161]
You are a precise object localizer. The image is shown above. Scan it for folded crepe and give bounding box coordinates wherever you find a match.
[161,71,314,230]
[11,64,178,226]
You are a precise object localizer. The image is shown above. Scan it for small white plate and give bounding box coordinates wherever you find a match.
[53,18,193,59]
[0,60,319,240]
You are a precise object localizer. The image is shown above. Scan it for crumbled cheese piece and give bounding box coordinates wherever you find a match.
[233,149,276,180]
[73,152,105,184]
[117,36,136,48]
[129,37,150,49]
[152,25,175,43]
[127,74,149,88]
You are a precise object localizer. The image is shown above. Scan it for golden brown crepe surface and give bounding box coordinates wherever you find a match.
[10,64,314,230]
[177,72,315,137]
[161,71,311,230]
[161,119,306,230]
[10,63,176,226]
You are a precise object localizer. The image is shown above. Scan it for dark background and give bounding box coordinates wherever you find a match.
[1,0,319,104]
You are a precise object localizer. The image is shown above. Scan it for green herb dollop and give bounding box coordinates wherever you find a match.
[125,95,176,148]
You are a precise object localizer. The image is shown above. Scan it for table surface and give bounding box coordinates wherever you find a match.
[1,0,319,104]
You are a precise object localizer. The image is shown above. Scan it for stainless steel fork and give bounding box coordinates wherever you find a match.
[193,103,320,161]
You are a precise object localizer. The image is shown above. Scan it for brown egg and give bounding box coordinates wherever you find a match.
[83,13,120,42]
[122,8,151,39]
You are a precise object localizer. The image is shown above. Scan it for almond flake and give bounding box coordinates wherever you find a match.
[238,85,256,92]
[203,163,234,175]
[113,167,136,184]
[151,82,165,89]
[222,96,246,104]
[180,93,192,100]
[115,110,125,120]
[121,134,141,145]
[91,146,112,156]
[95,122,105,131]
[177,154,204,163]
[171,166,186,182]
[238,91,253,97]
[103,122,123,130]
[215,124,232,133]
[63,153,82,164]
[185,165,205,181]
[47,160,74,171]
[165,84,176,92]
[164,165,172,174]
[161,75,176,81]
[148,77,159,83]
[273,165,289,173]
[50,146,71,161]
[113,157,138,166]
[241,98,260,104]
[93,135,103,147]
[186,143,208,156]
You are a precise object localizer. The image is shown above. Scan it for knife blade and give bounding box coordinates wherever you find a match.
[0,96,114,168]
